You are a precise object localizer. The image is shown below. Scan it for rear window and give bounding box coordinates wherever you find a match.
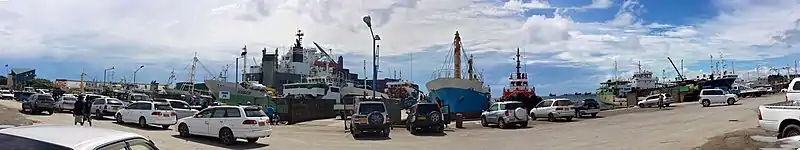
[554,100,573,106]
[583,99,598,104]
[106,99,124,105]
[358,103,386,114]
[501,103,525,110]
[244,108,267,117]
[415,104,439,113]
[63,97,77,101]
[154,104,173,110]
[37,95,54,101]
[0,133,72,150]
[169,101,190,109]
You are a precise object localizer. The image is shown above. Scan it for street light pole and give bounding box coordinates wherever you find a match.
[103,66,115,87]
[363,15,381,98]
[133,65,144,84]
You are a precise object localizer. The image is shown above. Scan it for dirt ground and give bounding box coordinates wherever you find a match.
[697,128,781,150]
[0,102,39,127]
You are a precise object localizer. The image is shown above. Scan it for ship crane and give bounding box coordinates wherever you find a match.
[667,57,684,80]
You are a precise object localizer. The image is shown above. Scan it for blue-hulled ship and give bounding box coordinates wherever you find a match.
[426,31,490,118]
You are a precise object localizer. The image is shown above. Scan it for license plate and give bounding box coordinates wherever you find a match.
[417,116,427,120]
[162,114,169,117]
[258,122,265,126]
[112,107,119,110]
[357,118,367,123]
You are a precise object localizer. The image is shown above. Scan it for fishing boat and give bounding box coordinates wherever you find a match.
[499,48,540,109]
[426,31,490,118]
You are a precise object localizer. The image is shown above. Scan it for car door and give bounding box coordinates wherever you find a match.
[207,108,228,137]
[713,90,726,103]
[486,104,498,122]
[187,108,214,136]
[169,101,194,119]
[535,101,551,117]
[125,103,143,122]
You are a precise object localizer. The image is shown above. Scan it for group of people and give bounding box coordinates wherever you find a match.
[72,94,93,126]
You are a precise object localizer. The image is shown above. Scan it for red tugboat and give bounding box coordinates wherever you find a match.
[500,48,542,110]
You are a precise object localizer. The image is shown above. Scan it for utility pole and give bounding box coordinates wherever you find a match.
[80,70,86,93]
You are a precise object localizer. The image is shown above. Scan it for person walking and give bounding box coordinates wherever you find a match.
[73,95,85,126]
[82,95,93,126]
[657,95,665,110]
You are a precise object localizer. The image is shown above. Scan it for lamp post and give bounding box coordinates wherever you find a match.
[103,66,115,86]
[363,15,381,98]
[132,65,144,84]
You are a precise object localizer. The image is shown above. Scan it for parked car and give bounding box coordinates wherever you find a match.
[54,95,79,112]
[0,125,160,150]
[480,101,529,128]
[530,99,575,122]
[83,94,107,103]
[115,101,177,129]
[699,89,738,107]
[15,91,35,101]
[406,103,445,134]
[761,78,800,138]
[637,93,673,108]
[574,99,601,117]
[175,106,272,145]
[21,94,56,115]
[350,101,391,138]
[90,97,125,119]
[0,90,13,100]
[160,99,199,119]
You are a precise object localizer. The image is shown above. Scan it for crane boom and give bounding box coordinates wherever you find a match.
[667,57,684,80]
[312,42,336,63]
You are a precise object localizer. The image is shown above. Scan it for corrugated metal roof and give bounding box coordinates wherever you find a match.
[10,68,34,74]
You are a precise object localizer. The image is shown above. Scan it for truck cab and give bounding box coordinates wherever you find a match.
[757,78,800,138]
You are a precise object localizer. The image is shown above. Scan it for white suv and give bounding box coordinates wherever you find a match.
[0,90,13,100]
[480,101,528,129]
[699,89,738,107]
[175,106,272,145]
[115,101,177,129]
[91,97,125,119]
[530,99,576,122]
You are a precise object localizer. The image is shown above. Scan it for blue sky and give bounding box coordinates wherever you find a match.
[2,0,800,97]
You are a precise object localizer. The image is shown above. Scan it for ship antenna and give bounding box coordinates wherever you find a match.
[516,48,521,79]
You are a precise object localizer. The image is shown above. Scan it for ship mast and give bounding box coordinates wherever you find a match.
[453,31,462,79]
[241,46,248,83]
[189,52,197,93]
[516,48,522,79]
[467,55,474,80]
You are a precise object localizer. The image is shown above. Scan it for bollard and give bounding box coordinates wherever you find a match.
[455,113,464,128]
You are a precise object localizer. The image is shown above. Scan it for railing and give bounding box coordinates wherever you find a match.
[430,69,455,79]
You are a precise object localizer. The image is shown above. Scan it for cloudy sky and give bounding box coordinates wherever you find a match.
[1,0,800,96]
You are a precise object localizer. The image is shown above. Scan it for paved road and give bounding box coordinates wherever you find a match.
[0,95,780,150]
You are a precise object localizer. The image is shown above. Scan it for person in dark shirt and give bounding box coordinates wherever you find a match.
[73,95,85,126]
[81,95,93,126]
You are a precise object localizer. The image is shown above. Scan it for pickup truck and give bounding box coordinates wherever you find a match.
[757,78,800,138]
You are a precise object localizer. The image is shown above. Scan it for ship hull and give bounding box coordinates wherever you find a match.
[204,80,269,105]
[426,78,489,116]
[700,78,737,90]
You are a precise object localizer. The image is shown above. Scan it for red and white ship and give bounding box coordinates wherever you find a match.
[500,48,537,101]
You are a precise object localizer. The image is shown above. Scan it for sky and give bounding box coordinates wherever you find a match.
[1,0,800,97]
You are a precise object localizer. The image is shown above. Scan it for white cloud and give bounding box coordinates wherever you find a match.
[1,0,800,93]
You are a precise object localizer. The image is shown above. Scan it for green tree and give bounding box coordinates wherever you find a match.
[16,78,57,90]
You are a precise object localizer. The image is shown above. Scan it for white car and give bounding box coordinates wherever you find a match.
[637,93,673,108]
[154,98,198,119]
[176,106,272,145]
[90,97,125,119]
[479,101,529,128]
[0,90,13,100]
[699,89,738,107]
[115,101,177,129]
[54,95,79,112]
[0,125,160,150]
[530,99,576,122]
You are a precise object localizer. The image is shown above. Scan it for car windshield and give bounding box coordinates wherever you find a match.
[37,95,54,101]
[0,133,72,150]
[154,104,173,110]
[358,103,386,114]
[244,108,267,117]
[554,100,574,106]
[107,99,123,105]
[502,103,525,110]
[415,104,439,113]
[132,95,151,101]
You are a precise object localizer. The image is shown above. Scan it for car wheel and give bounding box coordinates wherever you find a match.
[30,106,36,114]
[382,128,390,137]
[701,100,711,107]
[246,138,258,143]
[95,110,102,119]
[498,119,507,129]
[438,124,445,133]
[547,113,556,122]
[781,124,800,139]
[566,117,573,121]
[664,103,670,107]
[727,98,735,105]
[138,117,148,128]
[161,125,170,129]
[409,124,417,134]
[47,109,53,115]
[638,104,645,108]
[115,114,123,123]
[530,113,536,120]
[519,121,528,128]
[219,128,236,145]
[591,113,597,117]
[178,123,191,137]
[480,116,488,127]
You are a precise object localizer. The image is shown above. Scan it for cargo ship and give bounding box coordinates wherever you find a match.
[426,31,490,118]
